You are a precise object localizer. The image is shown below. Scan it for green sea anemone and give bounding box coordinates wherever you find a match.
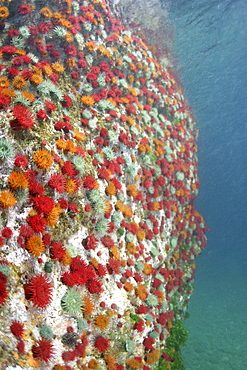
[61,288,83,314]
[19,26,30,38]
[0,263,11,277]
[146,294,159,307]
[102,147,114,161]
[15,188,29,204]
[77,318,86,331]
[92,197,106,214]
[37,81,63,101]
[95,219,109,235]
[82,84,93,94]
[14,94,31,107]
[86,189,101,203]
[0,139,14,161]
[111,211,123,225]
[53,26,67,37]
[39,325,53,340]
[71,155,85,174]
[11,36,25,48]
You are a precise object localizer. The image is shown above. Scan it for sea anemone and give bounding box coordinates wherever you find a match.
[127,357,144,369]
[48,173,66,193]
[10,321,24,338]
[33,149,54,170]
[14,154,28,167]
[88,358,99,369]
[94,315,109,330]
[94,336,110,353]
[0,280,8,306]
[146,294,159,307]
[39,325,53,340]
[8,171,29,190]
[0,139,14,161]
[0,191,17,209]
[135,284,148,300]
[61,288,83,314]
[83,175,99,190]
[32,338,54,363]
[82,235,98,250]
[33,195,55,214]
[26,274,53,308]
[95,219,109,234]
[0,6,9,19]
[25,235,45,257]
[11,104,35,130]
[145,349,160,364]
[86,278,103,294]
[82,295,95,316]
[1,227,13,238]
[27,215,46,233]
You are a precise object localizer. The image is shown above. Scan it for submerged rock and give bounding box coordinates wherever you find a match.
[0,0,207,369]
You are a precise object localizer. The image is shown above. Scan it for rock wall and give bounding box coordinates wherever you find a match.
[0,0,207,369]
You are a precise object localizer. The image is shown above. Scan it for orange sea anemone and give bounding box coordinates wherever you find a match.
[121,204,133,218]
[126,184,138,197]
[94,315,109,330]
[65,178,78,194]
[0,191,17,209]
[88,358,98,369]
[33,149,53,170]
[81,95,95,106]
[145,349,160,364]
[142,263,153,275]
[104,354,117,370]
[126,242,137,255]
[12,76,27,90]
[105,182,116,196]
[127,358,144,369]
[51,62,65,73]
[21,91,36,102]
[26,235,45,257]
[0,7,9,19]
[8,171,29,190]
[83,295,94,317]
[124,282,134,292]
[135,284,148,300]
[40,7,53,18]
[46,205,62,227]
[136,229,146,241]
[0,77,10,88]
[30,74,43,85]
[86,41,97,52]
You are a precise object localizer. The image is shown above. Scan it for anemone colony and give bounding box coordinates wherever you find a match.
[0,0,208,369]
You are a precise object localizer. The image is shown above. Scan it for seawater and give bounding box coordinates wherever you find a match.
[167,0,247,369]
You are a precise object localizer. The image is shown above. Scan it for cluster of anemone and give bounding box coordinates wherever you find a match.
[0,0,208,369]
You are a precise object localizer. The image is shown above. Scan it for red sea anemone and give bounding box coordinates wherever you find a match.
[0,280,8,305]
[82,235,98,250]
[33,195,55,214]
[27,215,46,233]
[26,274,52,308]
[94,336,110,353]
[83,175,98,190]
[48,173,66,193]
[32,338,54,363]
[14,154,28,168]
[17,4,32,15]
[10,104,35,130]
[86,278,103,294]
[10,321,24,338]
